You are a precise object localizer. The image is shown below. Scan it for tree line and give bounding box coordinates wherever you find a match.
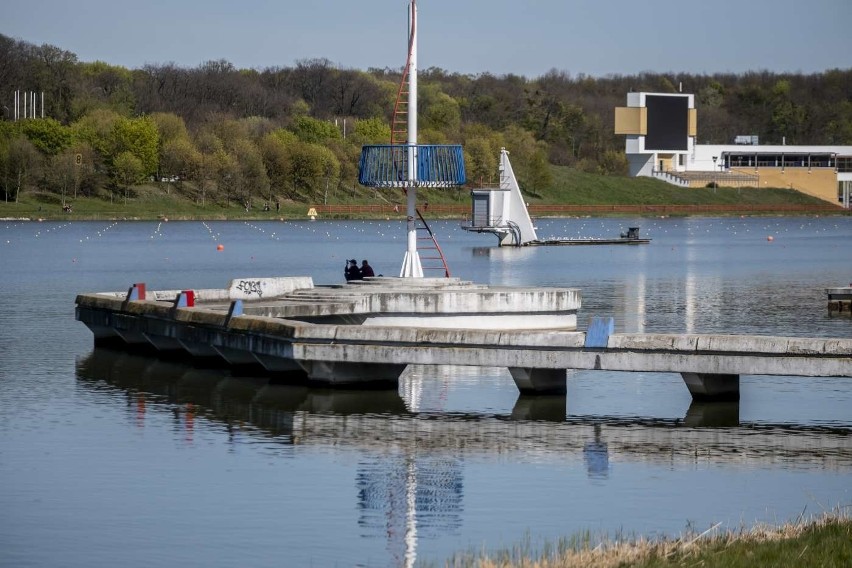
[1,32,850,206]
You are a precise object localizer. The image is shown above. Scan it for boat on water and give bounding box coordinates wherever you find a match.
[461,149,650,247]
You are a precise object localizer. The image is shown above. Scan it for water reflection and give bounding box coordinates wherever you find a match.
[73,347,852,565]
[77,348,852,467]
[583,424,609,480]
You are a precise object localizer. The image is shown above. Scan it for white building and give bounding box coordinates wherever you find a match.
[615,92,852,208]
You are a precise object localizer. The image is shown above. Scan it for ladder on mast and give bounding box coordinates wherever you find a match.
[389,18,451,278]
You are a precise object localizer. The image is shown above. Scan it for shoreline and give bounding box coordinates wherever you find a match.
[2,203,848,223]
[442,510,852,568]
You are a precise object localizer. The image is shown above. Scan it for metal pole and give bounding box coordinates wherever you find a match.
[400,0,423,278]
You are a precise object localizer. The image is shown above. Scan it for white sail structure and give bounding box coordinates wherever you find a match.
[463,148,538,246]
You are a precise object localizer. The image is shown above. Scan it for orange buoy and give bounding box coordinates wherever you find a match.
[216,244,224,251]
[767,236,774,241]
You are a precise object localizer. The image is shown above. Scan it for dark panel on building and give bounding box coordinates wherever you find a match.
[471,193,490,227]
[646,95,688,151]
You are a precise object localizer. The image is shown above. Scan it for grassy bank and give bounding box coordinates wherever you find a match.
[1,166,844,221]
[441,511,852,568]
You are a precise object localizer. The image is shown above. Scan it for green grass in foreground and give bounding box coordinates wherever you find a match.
[440,512,852,568]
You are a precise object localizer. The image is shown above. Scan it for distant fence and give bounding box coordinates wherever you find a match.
[312,203,845,217]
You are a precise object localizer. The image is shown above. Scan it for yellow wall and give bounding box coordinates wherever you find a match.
[731,167,838,203]
[614,107,647,135]
[688,109,697,137]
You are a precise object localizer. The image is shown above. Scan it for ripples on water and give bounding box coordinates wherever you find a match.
[1,217,851,567]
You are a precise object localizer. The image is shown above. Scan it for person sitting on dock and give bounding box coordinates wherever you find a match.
[360,260,375,278]
[345,259,361,281]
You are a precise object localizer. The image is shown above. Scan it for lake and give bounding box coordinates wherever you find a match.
[1,215,850,567]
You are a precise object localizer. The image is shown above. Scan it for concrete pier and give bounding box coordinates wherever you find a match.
[680,372,740,401]
[76,277,852,404]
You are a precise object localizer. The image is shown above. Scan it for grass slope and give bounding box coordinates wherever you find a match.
[0,166,839,220]
[442,513,852,568]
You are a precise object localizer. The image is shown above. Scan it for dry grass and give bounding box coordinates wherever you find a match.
[441,509,852,568]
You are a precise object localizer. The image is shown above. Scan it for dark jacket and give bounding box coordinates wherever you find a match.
[345,263,362,281]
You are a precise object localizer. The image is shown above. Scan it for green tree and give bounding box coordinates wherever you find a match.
[44,150,78,205]
[232,138,269,207]
[352,117,391,144]
[420,85,461,134]
[270,128,299,146]
[214,149,239,206]
[112,151,144,204]
[287,141,339,199]
[6,136,41,202]
[502,125,551,193]
[18,118,73,155]
[195,130,224,206]
[67,142,101,198]
[292,115,341,144]
[76,61,135,115]
[205,117,250,152]
[525,148,552,192]
[698,81,725,108]
[111,116,159,175]
[768,79,805,144]
[259,133,292,198]
[160,138,201,188]
[464,137,498,184]
[597,150,629,176]
[314,144,340,203]
[71,108,121,160]
[150,112,189,144]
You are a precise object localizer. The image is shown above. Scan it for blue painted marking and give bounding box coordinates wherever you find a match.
[227,299,244,318]
[127,284,140,301]
[585,317,614,348]
[174,292,188,308]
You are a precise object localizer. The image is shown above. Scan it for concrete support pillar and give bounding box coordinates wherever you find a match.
[177,339,220,359]
[114,328,150,348]
[298,361,406,388]
[508,367,567,395]
[680,372,740,401]
[86,325,125,349]
[253,353,303,373]
[213,346,262,367]
[143,333,183,352]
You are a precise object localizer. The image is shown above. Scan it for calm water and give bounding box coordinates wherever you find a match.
[1,216,851,567]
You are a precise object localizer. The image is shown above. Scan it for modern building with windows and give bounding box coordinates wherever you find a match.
[614,92,852,208]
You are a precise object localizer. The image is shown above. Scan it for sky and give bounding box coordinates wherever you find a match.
[3,0,850,78]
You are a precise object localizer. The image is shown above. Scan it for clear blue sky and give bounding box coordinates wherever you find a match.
[4,0,850,77]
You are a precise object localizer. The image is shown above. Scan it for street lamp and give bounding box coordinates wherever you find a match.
[712,156,718,193]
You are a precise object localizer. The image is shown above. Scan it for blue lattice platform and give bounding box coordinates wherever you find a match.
[358,145,466,188]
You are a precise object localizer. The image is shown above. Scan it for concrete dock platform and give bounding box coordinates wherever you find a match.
[76,276,852,403]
